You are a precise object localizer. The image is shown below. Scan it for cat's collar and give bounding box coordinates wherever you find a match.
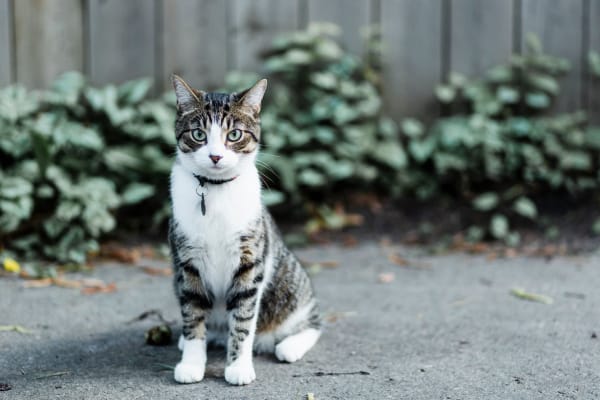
[193,174,239,216]
[193,174,238,186]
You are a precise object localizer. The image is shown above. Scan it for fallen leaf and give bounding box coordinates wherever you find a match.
[342,235,358,247]
[379,237,392,247]
[388,253,409,266]
[325,311,357,323]
[307,393,315,400]
[378,273,395,284]
[504,248,518,258]
[79,278,107,288]
[22,278,53,288]
[140,266,173,276]
[81,282,117,295]
[3,258,20,273]
[100,243,141,264]
[467,242,490,254]
[0,325,32,334]
[52,277,83,289]
[510,288,553,304]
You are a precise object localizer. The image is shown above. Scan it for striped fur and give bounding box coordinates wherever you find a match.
[169,76,321,386]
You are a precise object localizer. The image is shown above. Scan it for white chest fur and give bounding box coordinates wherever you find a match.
[170,162,262,298]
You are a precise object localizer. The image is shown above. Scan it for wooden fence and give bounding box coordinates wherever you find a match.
[1,0,599,121]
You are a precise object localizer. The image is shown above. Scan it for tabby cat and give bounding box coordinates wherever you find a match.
[168,75,321,385]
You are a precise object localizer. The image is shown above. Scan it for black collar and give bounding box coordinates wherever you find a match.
[193,174,238,186]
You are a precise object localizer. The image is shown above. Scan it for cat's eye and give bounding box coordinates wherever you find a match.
[190,129,206,142]
[227,129,243,142]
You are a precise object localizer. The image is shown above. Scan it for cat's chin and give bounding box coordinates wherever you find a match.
[196,167,238,179]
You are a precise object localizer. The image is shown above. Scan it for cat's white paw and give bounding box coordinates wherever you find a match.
[178,334,184,351]
[224,359,256,385]
[275,328,321,363]
[174,362,205,384]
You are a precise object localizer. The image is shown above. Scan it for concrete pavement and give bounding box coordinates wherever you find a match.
[1,242,599,399]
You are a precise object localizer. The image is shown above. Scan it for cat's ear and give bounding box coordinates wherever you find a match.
[236,79,267,114]
[171,74,203,113]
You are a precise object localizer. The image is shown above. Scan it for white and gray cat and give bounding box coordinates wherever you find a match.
[168,75,321,385]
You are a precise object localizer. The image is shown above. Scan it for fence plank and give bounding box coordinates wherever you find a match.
[450,0,513,78]
[14,0,83,88]
[162,0,228,92]
[0,0,12,86]
[521,0,583,112]
[307,0,370,55]
[229,0,299,73]
[380,0,442,121]
[588,1,600,124]
[88,0,155,86]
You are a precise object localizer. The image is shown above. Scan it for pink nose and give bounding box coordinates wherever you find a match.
[209,154,223,164]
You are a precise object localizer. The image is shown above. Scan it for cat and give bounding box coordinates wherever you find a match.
[168,75,321,386]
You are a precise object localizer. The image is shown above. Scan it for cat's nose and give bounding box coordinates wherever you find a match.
[209,154,223,164]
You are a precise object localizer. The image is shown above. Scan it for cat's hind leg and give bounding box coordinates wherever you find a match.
[275,328,321,363]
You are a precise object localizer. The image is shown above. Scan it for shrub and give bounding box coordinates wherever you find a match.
[400,35,600,243]
[225,24,404,210]
[0,72,175,263]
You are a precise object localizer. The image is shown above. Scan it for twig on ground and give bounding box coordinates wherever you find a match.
[292,371,370,378]
[35,371,69,379]
[127,309,174,325]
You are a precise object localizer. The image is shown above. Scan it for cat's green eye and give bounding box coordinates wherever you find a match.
[190,129,206,142]
[227,129,243,142]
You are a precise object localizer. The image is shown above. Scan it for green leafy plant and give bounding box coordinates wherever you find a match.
[401,34,600,243]
[225,23,405,212]
[0,72,175,263]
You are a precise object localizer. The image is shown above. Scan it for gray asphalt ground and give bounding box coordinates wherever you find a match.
[1,242,599,399]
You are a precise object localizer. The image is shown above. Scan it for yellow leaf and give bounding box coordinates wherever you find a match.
[3,258,21,273]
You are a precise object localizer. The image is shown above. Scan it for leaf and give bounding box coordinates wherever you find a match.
[510,288,553,304]
[0,325,32,334]
[401,118,424,138]
[371,142,407,169]
[525,92,550,109]
[2,258,21,273]
[592,218,600,236]
[496,86,519,104]
[81,282,117,295]
[513,197,537,219]
[559,151,592,171]
[435,85,456,103]
[472,193,499,211]
[409,139,435,162]
[588,51,600,77]
[527,73,559,95]
[118,78,153,104]
[490,214,509,239]
[121,183,155,205]
[311,72,337,90]
[262,190,285,206]
[378,273,395,284]
[299,169,326,187]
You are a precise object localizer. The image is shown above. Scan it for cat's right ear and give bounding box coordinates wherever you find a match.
[171,74,203,113]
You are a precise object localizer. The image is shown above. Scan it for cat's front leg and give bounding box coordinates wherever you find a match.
[224,278,261,385]
[173,267,214,383]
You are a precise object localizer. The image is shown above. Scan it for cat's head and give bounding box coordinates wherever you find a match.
[171,75,267,178]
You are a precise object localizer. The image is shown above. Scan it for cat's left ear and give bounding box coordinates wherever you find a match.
[236,79,267,114]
